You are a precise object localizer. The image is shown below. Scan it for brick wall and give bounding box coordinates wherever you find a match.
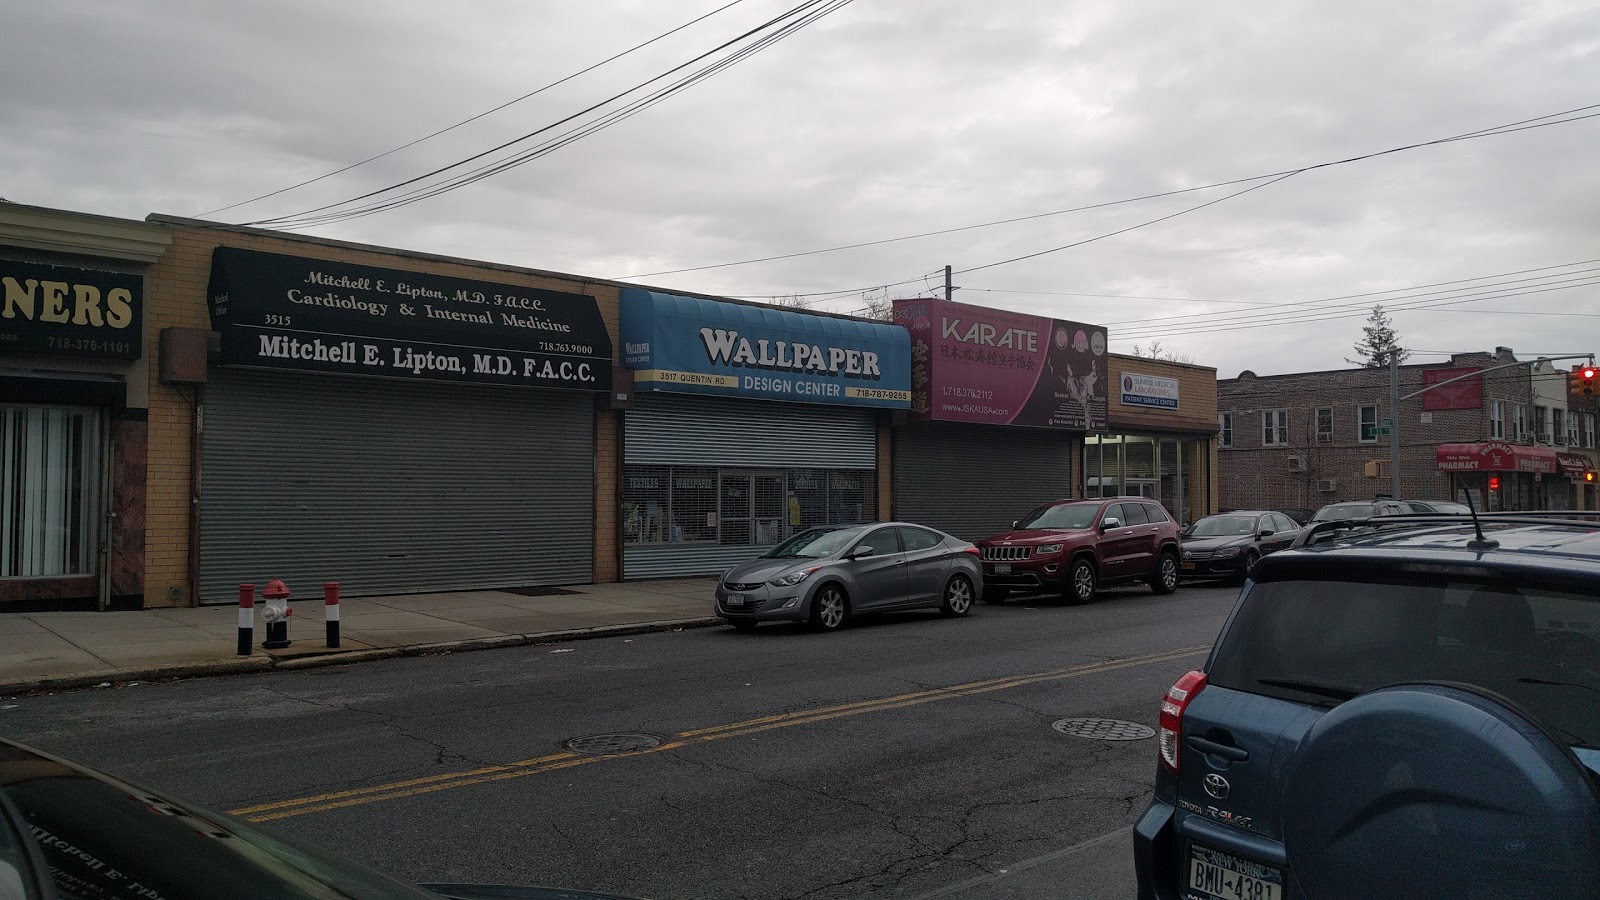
[1217,351,1533,510]
[144,225,622,605]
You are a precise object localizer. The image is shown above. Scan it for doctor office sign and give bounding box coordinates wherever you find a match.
[206,247,612,391]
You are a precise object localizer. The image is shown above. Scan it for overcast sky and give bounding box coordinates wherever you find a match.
[4,0,1597,377]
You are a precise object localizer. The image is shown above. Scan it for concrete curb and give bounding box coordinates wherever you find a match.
[0,616,725,696]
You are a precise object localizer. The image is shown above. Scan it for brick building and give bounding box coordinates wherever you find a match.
[1214,348,1592,512]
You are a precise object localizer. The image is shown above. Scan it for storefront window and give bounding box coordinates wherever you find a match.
[1,405,103,579]
[1085,433,1209,524]
[622,465,875,546]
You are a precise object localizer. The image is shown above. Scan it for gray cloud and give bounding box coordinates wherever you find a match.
[4,0,1597,377]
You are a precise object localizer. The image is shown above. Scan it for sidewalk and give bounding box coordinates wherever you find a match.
[0,579,720,694]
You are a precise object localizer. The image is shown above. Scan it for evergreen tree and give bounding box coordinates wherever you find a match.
[1347,304,1409,367]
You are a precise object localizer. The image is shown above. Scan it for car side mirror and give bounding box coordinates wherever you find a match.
[1011,520,1020,530]
[1259,529,1273,538]
[847,546,876,559]
[1100,517,1120,532]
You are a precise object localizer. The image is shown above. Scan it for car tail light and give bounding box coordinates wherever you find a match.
[963,546,981,556]
[1159,670,1207,774]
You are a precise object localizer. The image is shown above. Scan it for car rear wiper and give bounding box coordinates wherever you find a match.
[1255,677,1360,701]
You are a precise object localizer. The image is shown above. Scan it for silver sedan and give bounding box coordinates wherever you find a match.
[715,522,984,632]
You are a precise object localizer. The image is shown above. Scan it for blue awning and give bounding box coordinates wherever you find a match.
[619,289,910,409]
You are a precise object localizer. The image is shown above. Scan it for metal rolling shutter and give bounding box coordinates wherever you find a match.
[624,394,876,468]
[893,422,1074,541]
[198,369,592,603]
[623,394,877,579]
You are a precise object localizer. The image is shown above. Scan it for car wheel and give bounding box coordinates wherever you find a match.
[809,585,848,632]
[1237,550,1260,583]
[981,587,1010,605]
[1065,558,1097,605]
[728,619,758,631]
[1150,551,1180,594]
[940,575,975,618]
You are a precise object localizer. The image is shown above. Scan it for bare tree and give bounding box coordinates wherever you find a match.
[767,294,815,310]
[1130,340,1196,364]
[858,296,893,321]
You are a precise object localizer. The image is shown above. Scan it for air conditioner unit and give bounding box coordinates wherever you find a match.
[1287,455,1306,472]
[1537,431,1552,444]
[1318,478,1338,492]
[1315,432,1333,444]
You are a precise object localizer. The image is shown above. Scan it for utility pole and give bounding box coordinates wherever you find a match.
[944,265,953,302]
[1389,349,1401,499]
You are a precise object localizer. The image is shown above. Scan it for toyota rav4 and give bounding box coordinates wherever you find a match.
[1135,511,1600,899]
[977,498,1182,604]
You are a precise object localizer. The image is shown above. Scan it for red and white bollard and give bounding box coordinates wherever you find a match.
[324,582,341,648]
[237,584,255,656]
[261,579,293,649]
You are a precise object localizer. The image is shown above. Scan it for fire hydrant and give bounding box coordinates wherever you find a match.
[261,579,293,649]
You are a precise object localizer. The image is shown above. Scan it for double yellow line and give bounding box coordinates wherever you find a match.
[229,645,1206,822]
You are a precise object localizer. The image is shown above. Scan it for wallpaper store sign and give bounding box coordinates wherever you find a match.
[891,297,1108,430]
[206,248,612,391]
[619,289,911,408]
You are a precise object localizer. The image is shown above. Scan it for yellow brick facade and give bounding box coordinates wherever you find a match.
[143,223,624,606]
[1099,354,1221,519]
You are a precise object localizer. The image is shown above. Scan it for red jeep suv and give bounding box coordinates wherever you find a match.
[977,498,1183,604]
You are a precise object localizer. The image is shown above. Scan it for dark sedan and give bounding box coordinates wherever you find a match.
[1179,510,1302,581]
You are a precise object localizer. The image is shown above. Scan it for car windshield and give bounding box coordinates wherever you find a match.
[1208,577,1600,748]
[1188,516,1259,537]
[1017,503,1101,530]
[1312,504,1374,522]
[764,526,865,559]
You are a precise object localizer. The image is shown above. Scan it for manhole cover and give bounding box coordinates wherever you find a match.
[562,733,662,755]
[1051,718,1156,741]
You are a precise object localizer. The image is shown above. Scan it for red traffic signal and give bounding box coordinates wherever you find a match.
[1488,476,1502,491]
[1573,366,1597,397]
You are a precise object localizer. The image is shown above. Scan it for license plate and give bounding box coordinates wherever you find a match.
[727,593,745,604]
[992,563,1012,574]
[1185,844,1283,900]
[1181,561,1197,571]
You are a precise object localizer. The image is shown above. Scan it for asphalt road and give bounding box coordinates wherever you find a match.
[2,580,1242,900]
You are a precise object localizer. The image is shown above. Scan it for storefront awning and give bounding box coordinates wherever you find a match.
[1556,451,1592,476]
[619,289,911,408]
[1436,441,1559,475]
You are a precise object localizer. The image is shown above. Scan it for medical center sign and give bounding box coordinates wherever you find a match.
[619,289,911,408]
[206,247,612,391]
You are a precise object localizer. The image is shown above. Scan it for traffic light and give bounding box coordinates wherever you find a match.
[1572,366,1597,397]
[1488,476,1501,491]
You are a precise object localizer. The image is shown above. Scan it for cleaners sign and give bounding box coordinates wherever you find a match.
[206,247,612,390]
[619,289,910,408]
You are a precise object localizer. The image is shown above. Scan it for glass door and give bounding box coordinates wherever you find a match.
[719,474,752,545]
[754,474,786,545]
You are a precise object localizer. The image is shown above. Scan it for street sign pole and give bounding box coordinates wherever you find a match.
[1390,350,1401,499]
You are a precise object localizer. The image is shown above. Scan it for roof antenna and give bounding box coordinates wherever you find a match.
[1461,486,1499,551]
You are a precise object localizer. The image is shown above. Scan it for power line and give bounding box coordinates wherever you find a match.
[251,0,850,228]
[715,105,1600,301]
[1098,259,1600,327]
[198,0,750,218]
[614,101,1600,282]
[1113,272,1600,339]
[1113,277,1600,341]
[262,0,852,230]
